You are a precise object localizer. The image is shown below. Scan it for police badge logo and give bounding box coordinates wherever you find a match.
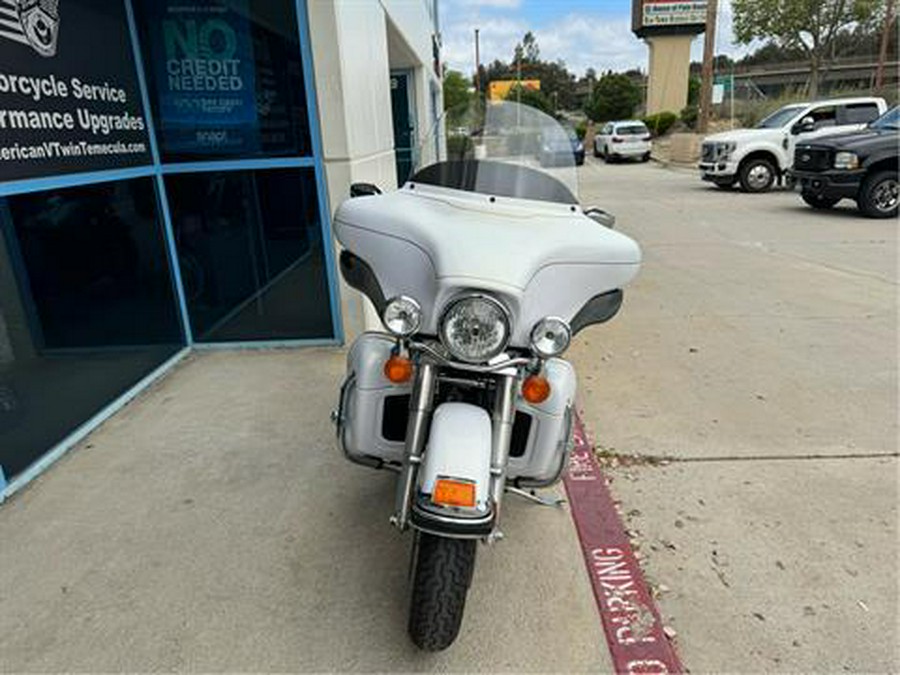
[0,0,59,57]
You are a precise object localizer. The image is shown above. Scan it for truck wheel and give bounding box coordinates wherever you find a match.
[408,533,476,651]
[739,157,776,193]
[593,142,601,158]
[801,191,841,209]
[857,171,899,219]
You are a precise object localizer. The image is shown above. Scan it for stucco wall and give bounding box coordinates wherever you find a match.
[307,0,441,338]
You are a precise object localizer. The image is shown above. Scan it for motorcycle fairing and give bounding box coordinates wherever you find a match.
[334,181,641,346]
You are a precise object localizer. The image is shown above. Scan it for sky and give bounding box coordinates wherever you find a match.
[438,0,754,78]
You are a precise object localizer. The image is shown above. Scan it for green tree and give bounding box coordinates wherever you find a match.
[688,76,701,106]
[443,69,471,112]
[584,72,642,123]
[732,0,880,98]
[505,84,554,116]
[491,33,577,110]
[522,31,540,63]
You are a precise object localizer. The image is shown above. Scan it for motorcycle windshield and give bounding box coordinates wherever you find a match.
[409,100,579,205]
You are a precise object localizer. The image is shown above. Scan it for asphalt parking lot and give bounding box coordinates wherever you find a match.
[0,156,896,673]
[572,156,898,672]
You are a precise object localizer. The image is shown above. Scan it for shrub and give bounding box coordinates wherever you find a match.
[680,104,699,130]
[574,121,588,140]
[643,111,678,136]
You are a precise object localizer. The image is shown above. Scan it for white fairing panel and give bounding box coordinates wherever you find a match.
[339,334,577,484]
[335,184,641,344]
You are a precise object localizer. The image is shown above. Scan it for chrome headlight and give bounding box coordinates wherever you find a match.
[439,295,510,363]
[834,151,859,170]
[530,317,571,358]
[382,296,422,337]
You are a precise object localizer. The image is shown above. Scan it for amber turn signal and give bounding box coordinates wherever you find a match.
[432,478,476,508]
[383,354,413,383]
[522,374,551,404]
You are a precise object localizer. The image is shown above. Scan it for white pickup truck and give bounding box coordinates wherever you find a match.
[699,96,888,192]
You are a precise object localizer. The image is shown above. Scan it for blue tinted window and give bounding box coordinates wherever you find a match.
[0,178,184,479]
[164,168,333,342]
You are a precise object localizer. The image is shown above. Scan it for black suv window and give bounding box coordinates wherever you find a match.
[838,103,880,124]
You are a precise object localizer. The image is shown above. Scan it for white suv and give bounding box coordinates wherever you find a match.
[699,97,887,192]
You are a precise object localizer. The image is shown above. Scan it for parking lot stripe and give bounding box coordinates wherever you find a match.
[564,414,683,675]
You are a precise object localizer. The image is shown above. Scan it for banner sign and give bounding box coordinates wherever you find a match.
[642,1,707,27]
[0,0,152,182]
[488,79,540,102]
[143,0,258,156]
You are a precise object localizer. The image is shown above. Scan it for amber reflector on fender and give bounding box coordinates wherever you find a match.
[522,374,551,404]
[383,354,413,383]
[432,478,476,508]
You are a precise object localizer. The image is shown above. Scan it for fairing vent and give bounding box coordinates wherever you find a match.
[510,411,533,458]
[381,395,410,442]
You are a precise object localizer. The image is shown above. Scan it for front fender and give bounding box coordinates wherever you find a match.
[418,402,492,513]
[735,143,787,172]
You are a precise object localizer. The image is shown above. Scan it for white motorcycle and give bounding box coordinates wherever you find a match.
[332,102,641,650]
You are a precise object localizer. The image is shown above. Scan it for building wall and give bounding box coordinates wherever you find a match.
[645,35,693,115]
[307,0,442,338]
[1,0,341,494]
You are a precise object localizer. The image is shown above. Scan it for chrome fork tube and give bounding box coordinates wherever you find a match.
[489,373,517,533]
[392,361,437,530]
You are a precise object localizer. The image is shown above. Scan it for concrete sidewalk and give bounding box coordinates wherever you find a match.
[573,158,899,671]
[0,350,611,672]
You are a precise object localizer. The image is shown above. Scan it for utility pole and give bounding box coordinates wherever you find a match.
[875,0,895,91]
[474,28,481,96]
[698,0,718,135]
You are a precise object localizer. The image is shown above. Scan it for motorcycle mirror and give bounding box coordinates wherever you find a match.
[584,206,616,229]
[350,183,382,198]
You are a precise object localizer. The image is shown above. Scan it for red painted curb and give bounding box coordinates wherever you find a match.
[564,414,684,675]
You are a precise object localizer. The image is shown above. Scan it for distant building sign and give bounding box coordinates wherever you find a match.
[0,0,152,182]
[488,79,540,102]
[632,0,707,37]
[643,1,706,26]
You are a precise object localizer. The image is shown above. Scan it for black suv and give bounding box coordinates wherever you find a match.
[792,107,898,218]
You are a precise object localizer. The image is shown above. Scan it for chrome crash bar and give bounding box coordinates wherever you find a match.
[361,331,533,374]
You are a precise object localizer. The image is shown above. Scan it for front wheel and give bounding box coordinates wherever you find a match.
[408,532,477,651]
[739,157,776,193]
[801,191,841,210]
[857,171,899,219]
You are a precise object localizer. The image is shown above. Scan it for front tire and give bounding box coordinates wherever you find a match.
[603,146,613,163]
[857,170,899,219]
[593,142,601,158]
[739,157,776,193]
[408,533,477,651]
[801,191,841,210]
[641,152,651,163]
